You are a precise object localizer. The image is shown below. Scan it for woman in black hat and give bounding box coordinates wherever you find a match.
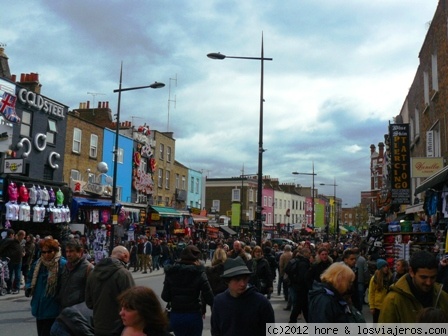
[161,245,214,336]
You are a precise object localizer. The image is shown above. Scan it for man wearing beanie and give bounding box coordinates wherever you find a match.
[211,256,275,336]
[379,251,448,323]
[161,245,214,336]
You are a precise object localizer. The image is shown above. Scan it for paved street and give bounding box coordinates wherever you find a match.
[0,265,371,335]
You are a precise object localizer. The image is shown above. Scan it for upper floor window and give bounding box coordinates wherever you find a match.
[423,71,430,106]
[20,111,31,138]
[165,170,170,189]
[191,177,194,191]
[73,128,82,153]
[158,168,163,188]
[195,178,199,194]
[232,189,241,202]
[90,134,98,158]
[159,144,164,160]
[46,119,57,145]
[175,174,180,189]
[113,147,124,163]
[70,169,80,181]
[167,146,172,162]
[182,176,186,190]
[432,53,439,92]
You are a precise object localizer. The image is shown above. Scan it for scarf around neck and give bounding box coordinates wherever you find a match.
[30,250,61,297]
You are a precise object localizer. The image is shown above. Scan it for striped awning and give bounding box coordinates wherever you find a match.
[150,206,182,217]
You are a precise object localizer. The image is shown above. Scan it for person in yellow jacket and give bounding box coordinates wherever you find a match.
[379,251,448,323]
[368,259,392,323]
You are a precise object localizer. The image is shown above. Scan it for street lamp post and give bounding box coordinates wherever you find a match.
[208,33,273,246]
[320,178,338,242]
[292,162,316,228]
[110,62,165,255]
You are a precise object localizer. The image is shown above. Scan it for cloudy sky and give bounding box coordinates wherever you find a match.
[1,1,438,206]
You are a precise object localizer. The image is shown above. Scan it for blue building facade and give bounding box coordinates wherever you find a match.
[103,128,134,204]
[187,168,203,210]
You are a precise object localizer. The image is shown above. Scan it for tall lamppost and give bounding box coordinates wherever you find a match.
[292,162,316,228]
[110,62,165,255]
[320,178,338,242]
[207,34,273,246]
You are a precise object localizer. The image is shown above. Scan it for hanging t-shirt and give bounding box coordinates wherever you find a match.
[41,188,49,206]
[28,187,37,205]
[19,203,31,222]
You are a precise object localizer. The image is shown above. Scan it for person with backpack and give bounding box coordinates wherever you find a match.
[285,247,311,323]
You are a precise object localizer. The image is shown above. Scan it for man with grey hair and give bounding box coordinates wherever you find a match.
[278,244,293,307]
[85,246,134,336]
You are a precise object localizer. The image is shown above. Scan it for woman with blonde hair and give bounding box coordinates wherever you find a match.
[206,247,228,295]
[368,259,392,323]
[25,238,67,336]
[308,262,365,323]
[118,286,169,336]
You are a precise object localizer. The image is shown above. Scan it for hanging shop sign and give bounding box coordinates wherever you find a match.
[389,123,411,204]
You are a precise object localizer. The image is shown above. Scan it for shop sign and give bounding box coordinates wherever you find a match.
[84,182,104,196]
[173,229,185,234]
[3,158,24,173]
[389,124,411,204]
[151,213,160,221]
[411,157,444,178]
[17,88,66,119]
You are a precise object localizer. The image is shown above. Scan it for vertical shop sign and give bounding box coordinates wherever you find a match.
[389,124,411,204]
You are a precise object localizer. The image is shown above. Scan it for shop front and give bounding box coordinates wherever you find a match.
[148,205,184,239]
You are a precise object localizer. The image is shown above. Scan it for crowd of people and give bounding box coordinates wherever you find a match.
[2,229,448,335]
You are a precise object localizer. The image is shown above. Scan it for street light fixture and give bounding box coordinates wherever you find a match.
[207,33,273,246]
[292,162,316,228]
[320,178,338,242]
[110,62,165,255]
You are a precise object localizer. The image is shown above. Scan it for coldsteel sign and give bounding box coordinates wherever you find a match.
[18,88,65,119]
[389,123,411,205]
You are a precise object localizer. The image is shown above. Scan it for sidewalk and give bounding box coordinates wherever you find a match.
[0,265,166,301]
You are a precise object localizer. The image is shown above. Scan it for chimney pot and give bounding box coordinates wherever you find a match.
[87,101,90,109]
[98,101,101,108]
[20,73,25,82]
[11,74,16,82]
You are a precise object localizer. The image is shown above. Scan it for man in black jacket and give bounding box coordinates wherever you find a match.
[59,239,94,309]
[0,229,25,294]
[85,245,135,336]
[287,247,311,323]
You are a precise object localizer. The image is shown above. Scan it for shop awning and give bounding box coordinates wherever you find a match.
[219,225,237,236]
[150,206,182,217]
[192,214,208,223]
[415,165,448,195]
[72,197,119,221]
